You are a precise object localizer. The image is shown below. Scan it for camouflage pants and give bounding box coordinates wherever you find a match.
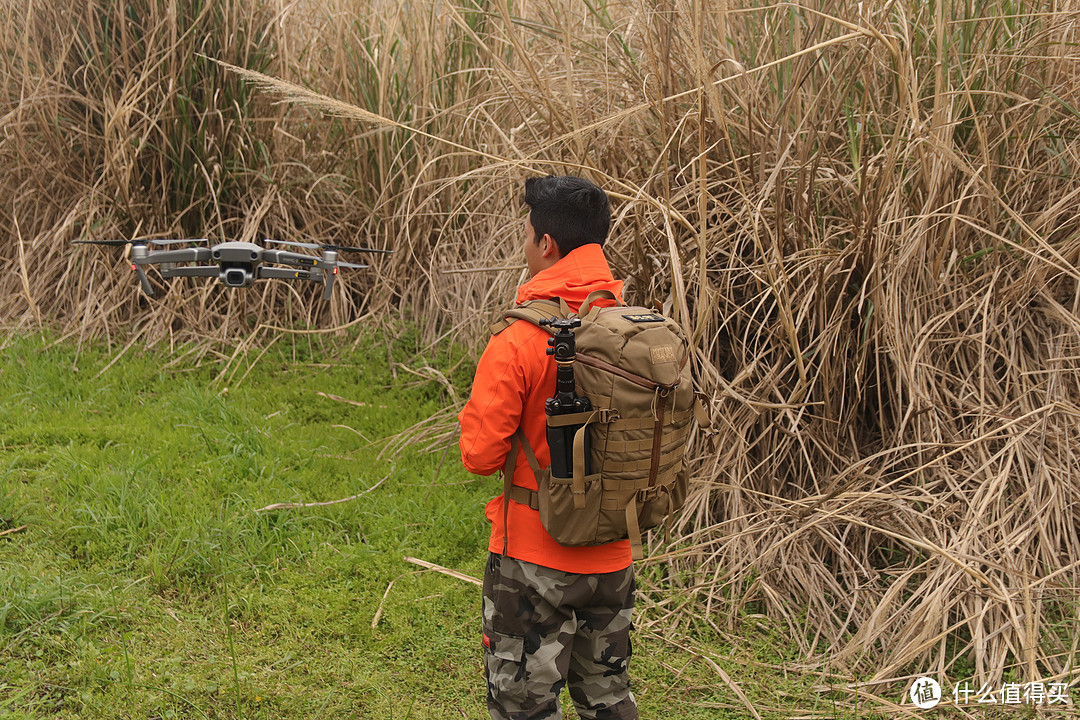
[482,553,637,720]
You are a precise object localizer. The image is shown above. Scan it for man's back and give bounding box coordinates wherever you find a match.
[459,241,632,572]
[459,175,639,720]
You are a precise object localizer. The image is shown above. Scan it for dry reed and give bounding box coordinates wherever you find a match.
[3,0,1080,705]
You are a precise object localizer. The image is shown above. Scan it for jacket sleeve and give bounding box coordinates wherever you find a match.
[458,330,530,476]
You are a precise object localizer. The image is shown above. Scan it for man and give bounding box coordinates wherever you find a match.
[459,175,637,720]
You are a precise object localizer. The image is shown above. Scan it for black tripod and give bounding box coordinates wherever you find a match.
[540,317,592,479]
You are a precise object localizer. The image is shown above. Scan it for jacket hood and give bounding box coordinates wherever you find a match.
[515,243,624,309]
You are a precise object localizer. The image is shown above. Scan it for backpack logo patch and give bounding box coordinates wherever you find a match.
[651,345,676,364]
[622,312,665,323]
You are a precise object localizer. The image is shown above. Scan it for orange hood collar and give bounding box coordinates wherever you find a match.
[515,243,624,308]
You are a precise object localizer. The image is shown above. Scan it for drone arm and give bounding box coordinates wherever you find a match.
[160,266,220,279]
[138,248,212,264]
[257,266,318,280]
[322,266,336,300]
[260,249,325,268]
[259,248,342,298]
[320,249,340,300]
[127,244,156,297]
[131,263,155,297]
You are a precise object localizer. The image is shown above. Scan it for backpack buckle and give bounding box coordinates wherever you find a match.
[637,486,659,503]
[597,408,618,424]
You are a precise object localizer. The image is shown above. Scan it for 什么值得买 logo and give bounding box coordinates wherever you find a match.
[909,677,1074,709]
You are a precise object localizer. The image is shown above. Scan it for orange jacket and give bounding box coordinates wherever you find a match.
[459,243,633,573]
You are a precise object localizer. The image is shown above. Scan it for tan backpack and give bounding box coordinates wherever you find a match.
[491,290,697,560]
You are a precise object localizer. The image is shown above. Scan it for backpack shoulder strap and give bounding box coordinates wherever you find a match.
[501,428,544,555]
[489,298,569,335]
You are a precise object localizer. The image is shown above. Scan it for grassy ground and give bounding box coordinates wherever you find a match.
[1,329,867,719]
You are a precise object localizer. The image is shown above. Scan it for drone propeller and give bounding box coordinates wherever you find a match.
[73,239,145,247]
[74,238,206,247]
[148,238,208,246]
[264,239,394,255]
[321,242,394,255]
[337,261,370,270]
[263,239,318,250]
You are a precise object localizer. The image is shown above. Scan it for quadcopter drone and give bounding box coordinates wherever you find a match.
[75,238,392,299]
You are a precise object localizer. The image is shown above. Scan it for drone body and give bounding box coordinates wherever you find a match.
[77,238,391,298]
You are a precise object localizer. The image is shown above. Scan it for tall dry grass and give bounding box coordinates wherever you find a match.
[3,0,1080,701]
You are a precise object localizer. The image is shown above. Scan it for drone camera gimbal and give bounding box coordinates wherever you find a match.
[210,241,262,288]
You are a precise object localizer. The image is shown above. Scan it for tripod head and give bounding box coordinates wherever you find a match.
[539,316,589,414]
[540,316,581,363]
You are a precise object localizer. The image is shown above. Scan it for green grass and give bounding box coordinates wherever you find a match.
[1,330,864,719]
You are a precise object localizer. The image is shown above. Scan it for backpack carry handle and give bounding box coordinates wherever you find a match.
[579,289,618,317]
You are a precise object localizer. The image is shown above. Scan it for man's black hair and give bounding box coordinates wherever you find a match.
[524,175,611,256]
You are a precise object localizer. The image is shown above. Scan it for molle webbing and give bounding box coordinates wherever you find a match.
[510,467,684,511]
